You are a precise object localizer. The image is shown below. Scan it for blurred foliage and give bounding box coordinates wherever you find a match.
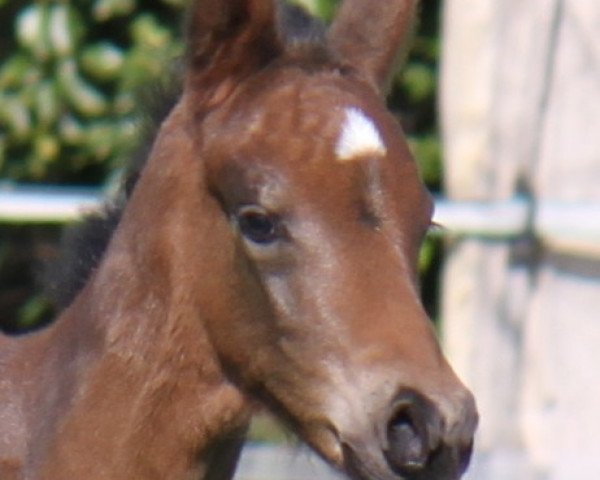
[295,0,339,20]
[0,0,184,184]
[0,0,441,186]
[1,0,444,331]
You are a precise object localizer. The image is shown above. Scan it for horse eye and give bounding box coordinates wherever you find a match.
[236,205,280,245]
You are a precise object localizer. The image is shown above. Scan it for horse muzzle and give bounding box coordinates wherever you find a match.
[338,388,478,480]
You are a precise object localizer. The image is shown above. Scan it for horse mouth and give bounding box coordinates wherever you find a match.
[340,439,474,480]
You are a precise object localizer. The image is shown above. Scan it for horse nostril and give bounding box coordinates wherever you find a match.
[379,390,477,478]
[384,397,432,474]
[386,410,427,472]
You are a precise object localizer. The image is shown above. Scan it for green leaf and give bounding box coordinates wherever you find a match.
[0,93,32,140]
[34,80,59,128]
[419,237,436,273]
[56,59,108,117]
[17,296,53,330]
[16,4,51,61]
[0,134,6,171]
[131,14,173,49]
[30,133,61,178]
[401,63,436,104]
[408,135,442,187]
[81,42,125,81]
[93,0,136,22]
[0,54,35,90]
[48,4,85,58]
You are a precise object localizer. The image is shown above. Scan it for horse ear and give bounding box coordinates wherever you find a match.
[184,0,281,113]
[328,0,419,95]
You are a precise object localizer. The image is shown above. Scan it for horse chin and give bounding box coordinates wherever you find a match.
[301,425,397,480]
[341,442,402,480]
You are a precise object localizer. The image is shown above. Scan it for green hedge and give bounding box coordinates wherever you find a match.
[0,0,184,183]
[0,0,440,186]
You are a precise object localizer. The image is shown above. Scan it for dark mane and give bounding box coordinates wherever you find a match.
[45,1,329,312]
[45,77,181,310]
[278,2,327,51]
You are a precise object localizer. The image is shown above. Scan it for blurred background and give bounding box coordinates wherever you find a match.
[0,0,599,479]
[0,0,443,330]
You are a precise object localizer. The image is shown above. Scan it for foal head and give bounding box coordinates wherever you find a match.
[156,0,478,478]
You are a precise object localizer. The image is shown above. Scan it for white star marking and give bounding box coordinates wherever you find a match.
[335,107,387,161]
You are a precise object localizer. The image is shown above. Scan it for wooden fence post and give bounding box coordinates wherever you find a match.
[441,1,600,478]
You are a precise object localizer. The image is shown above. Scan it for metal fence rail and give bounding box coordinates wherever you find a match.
[0,184,101,223]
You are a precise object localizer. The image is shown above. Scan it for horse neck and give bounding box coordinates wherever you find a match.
[24,101,251,479]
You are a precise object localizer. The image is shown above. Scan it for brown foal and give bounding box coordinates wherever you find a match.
[0,1,477,479]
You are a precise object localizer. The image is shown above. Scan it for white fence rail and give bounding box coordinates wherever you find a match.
[0,184,101,223]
